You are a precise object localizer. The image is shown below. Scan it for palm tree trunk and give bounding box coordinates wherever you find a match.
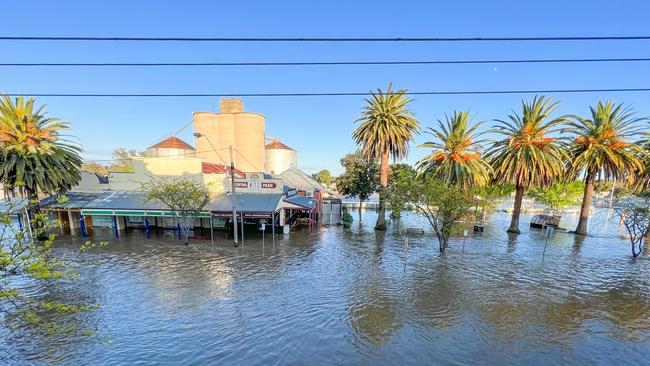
[575,169,596,236]
[375,150,389,231]
[507,183,525,234]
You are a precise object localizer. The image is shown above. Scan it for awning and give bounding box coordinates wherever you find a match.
[209,193,283,217]
[284,195,318,210]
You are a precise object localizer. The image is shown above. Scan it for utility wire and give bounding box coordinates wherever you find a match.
[2,36,650,42]
[5,88,650,98]
[3,57,650,67]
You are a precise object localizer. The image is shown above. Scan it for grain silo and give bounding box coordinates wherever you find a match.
[146,136,195,158]
[265,139,298,175]
[193,99,266,172]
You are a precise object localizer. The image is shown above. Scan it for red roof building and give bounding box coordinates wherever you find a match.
[148,136,195,150]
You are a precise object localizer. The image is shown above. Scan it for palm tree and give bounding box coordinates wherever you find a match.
[0,95,82,215]
[486,96,569,234]
[353,84,420,230]
[565,101,645,235]
[416,110,492,189]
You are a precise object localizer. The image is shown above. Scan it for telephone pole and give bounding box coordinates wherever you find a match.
[230,145,239,246]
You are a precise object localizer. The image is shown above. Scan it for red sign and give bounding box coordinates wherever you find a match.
[234,181,277,189]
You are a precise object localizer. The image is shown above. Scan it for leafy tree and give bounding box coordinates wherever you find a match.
[417,110,492,189]
[141,177,210,245]
[0,201,105,334]
[0,95,82,219]
[565,101,645,235]
[385,163,416,219]
[594,180,614,193]
[352,84,420,230]
[392,174,475,253]
[312,169,333,186]
[109,148,144,172]
[486,96,569,234]
[81,162,108,176]
[528,181,585,211]
[336,152,379,212]
[473,183,516,221]
[612,194,650,258]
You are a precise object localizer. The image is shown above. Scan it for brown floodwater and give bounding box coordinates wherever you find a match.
[1,209,649,365]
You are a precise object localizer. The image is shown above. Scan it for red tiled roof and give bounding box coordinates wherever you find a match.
[201,162,246,178]
[265,140,294,150]
[148,136,195,150]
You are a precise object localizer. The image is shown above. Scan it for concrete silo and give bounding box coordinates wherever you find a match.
[265,139,298,175]
[146,136,195,158]
[193,99,266,172]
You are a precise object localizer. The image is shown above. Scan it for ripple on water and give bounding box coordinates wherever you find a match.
[1,210,650,365]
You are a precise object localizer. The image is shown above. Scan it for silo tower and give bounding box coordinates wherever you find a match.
[265,138,298,175]
[192,99,266,172]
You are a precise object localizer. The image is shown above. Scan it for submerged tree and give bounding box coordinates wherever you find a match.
[336,152,379,213]
[486,96,568,234]
[390,174,475,253]
[528,181,585,212]
[0,201,105,334]
[353,84,420,230]
[385,163,416,219]
[566,101,645,235]
[417,110,492,189]
[141,177,210,245]
[0,95,82,218]
[612,194,650,258]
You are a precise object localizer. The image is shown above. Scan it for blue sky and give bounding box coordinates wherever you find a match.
[1,0,649,174]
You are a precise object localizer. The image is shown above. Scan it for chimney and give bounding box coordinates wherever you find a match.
[220,98,244,113]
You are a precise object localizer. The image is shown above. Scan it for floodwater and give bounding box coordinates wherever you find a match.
[2,209,650,365]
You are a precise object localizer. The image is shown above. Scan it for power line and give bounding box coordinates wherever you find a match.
[2,36,650,42]
[5,88,650,98]
[3,57,650,67]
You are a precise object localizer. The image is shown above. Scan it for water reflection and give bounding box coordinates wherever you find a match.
[1,209,649,365]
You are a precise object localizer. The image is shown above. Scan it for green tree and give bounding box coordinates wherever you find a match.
[109,148,144,172]
[141,177,210,245]
[0,95,82,218]
[529,181,585,211]
[352,84,420,230]
[565,101,645,235]
[417,110,492,189]
[312,169,333,186]
[385,163,416,219]
[473,183,515,221]
[336,152,379,213]
[396,174,475,253]
[486,96,569,234]
[0,201,105,334]
[81,162,108,176]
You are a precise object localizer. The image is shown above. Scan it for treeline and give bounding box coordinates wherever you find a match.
[325,85,649,249]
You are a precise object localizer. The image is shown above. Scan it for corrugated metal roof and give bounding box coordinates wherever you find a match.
[284,195,317,209]
[0,198,28,213]
[148,136,195,150]
[82,191,169,211]
[279,168,322,192]
[40,191,107,210]
[210,193,282,213]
